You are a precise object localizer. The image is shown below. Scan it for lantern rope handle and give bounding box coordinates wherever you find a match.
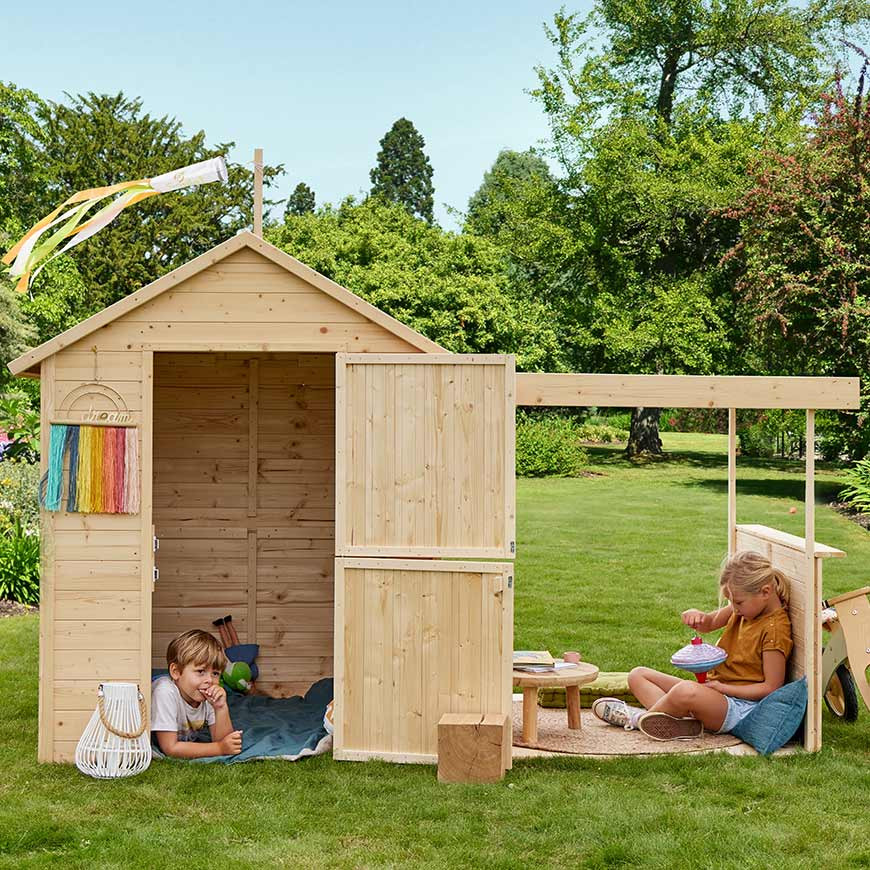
[97,687,148,739]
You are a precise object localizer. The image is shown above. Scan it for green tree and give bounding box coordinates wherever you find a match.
[536,2,867,147]
[0,279,36,393]
[10,91,283,313]
[466,149,554,236]
[284,181,316,217]
[0,83,48,227]
[369,118,435,224]
[19,255,89,348]
[726,60,870,459]
[268,197,564,370]
[532,2,868,455]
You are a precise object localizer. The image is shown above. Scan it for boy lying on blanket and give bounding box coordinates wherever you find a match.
[151,629,243,758]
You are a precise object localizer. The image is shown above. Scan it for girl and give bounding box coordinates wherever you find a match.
[593,550,793,740]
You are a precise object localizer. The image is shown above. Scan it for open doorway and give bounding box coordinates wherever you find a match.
[150,351,336,697]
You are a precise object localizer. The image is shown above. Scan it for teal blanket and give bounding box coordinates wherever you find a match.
[153,677,333,764]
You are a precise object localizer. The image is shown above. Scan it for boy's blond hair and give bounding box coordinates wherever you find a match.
[166,629,226,671]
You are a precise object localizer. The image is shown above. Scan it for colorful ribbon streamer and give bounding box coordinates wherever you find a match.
[2,157,228,292]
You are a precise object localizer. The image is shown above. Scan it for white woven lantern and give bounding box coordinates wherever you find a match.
[75,683,152,779]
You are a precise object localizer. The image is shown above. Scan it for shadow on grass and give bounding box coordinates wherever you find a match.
[585,445,726,470]
[680,476,844,502]
[586,444,843,476]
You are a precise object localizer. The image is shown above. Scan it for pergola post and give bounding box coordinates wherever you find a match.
[728,408,737,555]
[805,408,820,751]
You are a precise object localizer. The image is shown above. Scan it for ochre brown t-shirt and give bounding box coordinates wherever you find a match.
[707,607,793,685]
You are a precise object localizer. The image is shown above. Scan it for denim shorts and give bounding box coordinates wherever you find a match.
[718,695,759,734]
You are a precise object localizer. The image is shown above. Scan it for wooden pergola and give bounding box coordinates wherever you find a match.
[517,372,860,751]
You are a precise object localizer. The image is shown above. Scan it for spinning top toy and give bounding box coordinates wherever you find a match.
[670,634,727,683]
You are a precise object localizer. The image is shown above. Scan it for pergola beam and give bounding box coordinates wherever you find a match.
[516,374,859,410]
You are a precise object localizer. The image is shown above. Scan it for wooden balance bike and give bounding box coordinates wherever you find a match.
[821,586,870,722]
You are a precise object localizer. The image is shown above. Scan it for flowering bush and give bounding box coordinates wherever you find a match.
[0,460,40,533]
[0,393,40,463]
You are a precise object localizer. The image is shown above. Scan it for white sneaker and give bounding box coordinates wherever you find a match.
[637,711,704,741]
[591,697,642,730]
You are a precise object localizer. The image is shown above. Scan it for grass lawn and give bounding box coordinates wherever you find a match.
[1,433,869,869]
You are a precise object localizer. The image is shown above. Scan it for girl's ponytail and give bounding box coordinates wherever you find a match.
[772,568,790,609]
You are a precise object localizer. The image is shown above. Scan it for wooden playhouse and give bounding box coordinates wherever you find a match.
[8,228,859,764]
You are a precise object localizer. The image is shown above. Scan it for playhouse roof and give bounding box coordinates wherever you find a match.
[7,231,445,377]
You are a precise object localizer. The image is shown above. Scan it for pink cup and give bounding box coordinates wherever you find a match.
[563,651,581,663]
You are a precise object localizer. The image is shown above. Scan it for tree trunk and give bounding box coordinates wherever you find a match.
[625,407,664,457]
[656,52,680,127]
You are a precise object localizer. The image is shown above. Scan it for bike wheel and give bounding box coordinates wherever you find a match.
[824,664,859,722]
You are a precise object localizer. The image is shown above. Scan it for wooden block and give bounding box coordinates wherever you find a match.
[437,712,508,784]
[484,712,512,774]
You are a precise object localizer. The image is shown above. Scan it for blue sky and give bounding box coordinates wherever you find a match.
[5,1,592,229]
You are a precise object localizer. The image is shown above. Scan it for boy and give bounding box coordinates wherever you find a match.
[151,629,243,758]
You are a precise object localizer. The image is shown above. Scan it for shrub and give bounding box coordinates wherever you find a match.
[0,519,40,604]
[601,411,632,430]
[817,409,870,462]
[576,422,628,443]
[738,411,806,459]
[659,408,728,433]
[515,411,588,477]
[738,422,776,458]
[841,458,870,515]
[0,459,41,533]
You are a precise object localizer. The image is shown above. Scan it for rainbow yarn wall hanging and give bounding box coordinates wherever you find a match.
[40,424,140,514]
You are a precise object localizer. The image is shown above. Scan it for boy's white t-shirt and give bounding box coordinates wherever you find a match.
[151,675,215,741]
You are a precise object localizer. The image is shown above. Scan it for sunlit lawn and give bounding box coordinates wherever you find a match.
[1,433,868,869]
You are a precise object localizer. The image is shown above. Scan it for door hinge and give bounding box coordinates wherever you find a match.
[507,575,513,588]
[153,535,160,552]
[510,541,515,554]
[153,566,159,582]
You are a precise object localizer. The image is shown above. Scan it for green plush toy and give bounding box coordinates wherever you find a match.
[221,660,252,694]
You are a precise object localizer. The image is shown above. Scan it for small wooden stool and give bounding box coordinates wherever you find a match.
[513,662,599,746]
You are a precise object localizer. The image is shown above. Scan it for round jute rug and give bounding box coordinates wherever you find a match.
[512,701,743,756]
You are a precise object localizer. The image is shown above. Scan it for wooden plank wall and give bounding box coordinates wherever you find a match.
[734,526,828,751]
[152,352,336,697]
[337,356,515,558]
[45,349,146,762]
[334,559,514,764]
[74,249,422,352]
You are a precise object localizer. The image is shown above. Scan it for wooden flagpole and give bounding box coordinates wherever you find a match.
[254,147,263,238]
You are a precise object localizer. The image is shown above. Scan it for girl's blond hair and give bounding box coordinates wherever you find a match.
[719,550,789,608]
[166,629,226,671]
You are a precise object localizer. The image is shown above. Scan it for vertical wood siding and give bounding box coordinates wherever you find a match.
[334,559,513,763]
[336,355,515,558]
